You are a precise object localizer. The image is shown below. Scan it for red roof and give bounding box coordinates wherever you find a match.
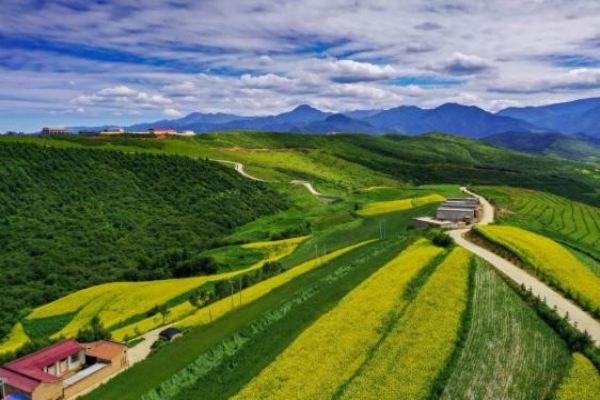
[5,339,84,383]
[85,341,126,361]
[0,367,40,393]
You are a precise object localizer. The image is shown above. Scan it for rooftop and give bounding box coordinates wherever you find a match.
[85,341,126,362]
[5,339,84,383]
[0,367,40,393]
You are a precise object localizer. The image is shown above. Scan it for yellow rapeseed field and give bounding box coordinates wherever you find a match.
[340,247,471,399]
[14,237,306,341]
[171,240,375,333]
[358,194,445,216]
[232,239,444,400]
[555,353,600,400]
[0,323,29,356]
[477,225,600,312]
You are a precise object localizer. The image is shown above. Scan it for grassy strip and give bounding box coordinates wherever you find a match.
[141,238,408,400]
[470,228,600,319]
[82,239,390,400]
[428,256,476,399]
[490,263,600,372]
[22,312,77,339]
[440,259,570,399]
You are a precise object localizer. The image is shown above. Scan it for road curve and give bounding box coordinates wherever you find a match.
[211,159,267,182]
[450,188,600,346]
[212,159,330,200]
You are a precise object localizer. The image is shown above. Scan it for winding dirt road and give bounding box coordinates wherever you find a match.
[212,159,329,199]
[450,188,600,346]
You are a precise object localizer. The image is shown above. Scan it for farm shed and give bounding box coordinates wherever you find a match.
[159,328,183,342]
[436,207,476,222]
[410,217,461,230]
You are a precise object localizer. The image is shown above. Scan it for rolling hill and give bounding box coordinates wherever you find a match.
[0,142,286,342]
[498,97,600,137]
[482,131,600,161]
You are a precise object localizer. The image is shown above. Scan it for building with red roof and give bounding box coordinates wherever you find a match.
[0,339,127,400]
[148,128,176,135]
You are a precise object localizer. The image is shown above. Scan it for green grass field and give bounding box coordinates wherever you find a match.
[441,259,571,399]
[476,186,600,257]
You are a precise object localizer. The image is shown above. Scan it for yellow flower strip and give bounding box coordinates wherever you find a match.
[478,225,600,312]
[18,236,305,341]
[555,353,600,400]
[358,194,445,216]
[340,247,471,399]
[232,239,443,400]
[0,323,29,356]
[171,240,376,333]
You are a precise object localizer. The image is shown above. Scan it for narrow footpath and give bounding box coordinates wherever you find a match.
[450,187,600,346]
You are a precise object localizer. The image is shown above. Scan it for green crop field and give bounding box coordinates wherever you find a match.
[441,259,571,399]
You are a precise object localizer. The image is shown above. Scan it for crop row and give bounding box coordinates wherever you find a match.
[232,239,444,399]
[338,247,471,399]
[441,259,571,399]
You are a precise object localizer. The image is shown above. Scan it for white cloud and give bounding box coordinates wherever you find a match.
[429,53,497,76]
[73,86,173,108]
[164,108,183,117]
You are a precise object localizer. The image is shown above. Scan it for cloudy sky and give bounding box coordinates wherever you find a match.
[2,0,600,131]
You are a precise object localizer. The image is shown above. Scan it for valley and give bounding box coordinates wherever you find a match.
[0,132,599,400]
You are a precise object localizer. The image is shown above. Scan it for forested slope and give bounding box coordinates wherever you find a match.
[0,143,286,340]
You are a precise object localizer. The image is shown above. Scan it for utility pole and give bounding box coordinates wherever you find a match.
[0,378,5,400]
[379,221,383,239]
[239,279,242,307]
[230,280,234,309]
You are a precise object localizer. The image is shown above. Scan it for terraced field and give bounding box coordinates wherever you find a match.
[476,186,600,255]
[476,225,600,316]
[442,259,571,399]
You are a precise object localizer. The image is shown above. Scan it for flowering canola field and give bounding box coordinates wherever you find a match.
[171,240,375,332]
[340,247,471,399]
[0,323,29,356]
[112,239,371,340]
[477,225,600,313]
[357,194,445,216]
[0,237,306,348]
[232,239,444,400]
[555,353,600,400]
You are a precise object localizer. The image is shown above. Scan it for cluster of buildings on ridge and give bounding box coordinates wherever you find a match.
[411,197,480,230]
[40,127,195,136]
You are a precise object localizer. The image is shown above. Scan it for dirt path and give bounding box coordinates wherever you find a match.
[212,159,330,201]
[450,188,600,346]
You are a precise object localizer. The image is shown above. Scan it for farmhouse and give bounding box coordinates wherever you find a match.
[99,128,125,135]
[0,339,127,400]
[41,128,69,136]
[148,128,176,135]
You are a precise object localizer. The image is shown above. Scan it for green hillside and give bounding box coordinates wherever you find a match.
[0,142,286,341]
[4,132,598,205]
[482,131,600,162]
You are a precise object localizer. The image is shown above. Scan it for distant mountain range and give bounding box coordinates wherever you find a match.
[73,97,600,152]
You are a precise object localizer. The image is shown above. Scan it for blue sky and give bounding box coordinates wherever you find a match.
[1,0,600,131]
